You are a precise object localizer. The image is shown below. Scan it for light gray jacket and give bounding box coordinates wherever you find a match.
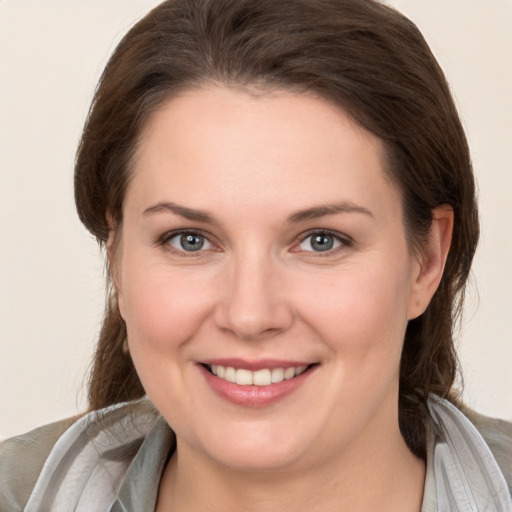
[1,396,511,511]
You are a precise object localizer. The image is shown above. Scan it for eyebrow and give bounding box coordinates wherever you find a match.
[143,201,373,224]
[143,202,215,223]
[286,202,373,223]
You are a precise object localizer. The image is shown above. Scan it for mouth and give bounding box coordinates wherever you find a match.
[197,359,320,408]
[197,359,319,407]
[202,364,312,386]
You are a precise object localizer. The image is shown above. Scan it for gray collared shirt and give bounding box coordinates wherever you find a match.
[18,396,512,511]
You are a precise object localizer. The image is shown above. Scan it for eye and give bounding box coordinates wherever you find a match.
[165,231,213,252]
[297,231,345,253]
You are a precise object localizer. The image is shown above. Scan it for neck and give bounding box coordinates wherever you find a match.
[156,423,425,512]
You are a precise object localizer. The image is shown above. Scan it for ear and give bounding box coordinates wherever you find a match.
[106,212,126,320]
[407,205,454,320]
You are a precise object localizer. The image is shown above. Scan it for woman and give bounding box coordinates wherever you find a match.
[1,0,511,510]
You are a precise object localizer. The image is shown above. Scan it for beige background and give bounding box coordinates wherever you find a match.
[1,0,511,439]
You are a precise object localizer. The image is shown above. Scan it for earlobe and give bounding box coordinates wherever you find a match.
[106,212,126,320]
[407,206,454,319]
[117,288,126,321]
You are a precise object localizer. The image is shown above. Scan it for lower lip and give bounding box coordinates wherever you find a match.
[198,364,316,408]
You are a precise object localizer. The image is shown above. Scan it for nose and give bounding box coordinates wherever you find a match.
[214,252,294,341]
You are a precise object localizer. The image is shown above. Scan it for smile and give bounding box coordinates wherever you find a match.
[199,360,318,407]
[207,364,309,386]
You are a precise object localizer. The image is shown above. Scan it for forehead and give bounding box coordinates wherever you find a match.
[127,85,401,223]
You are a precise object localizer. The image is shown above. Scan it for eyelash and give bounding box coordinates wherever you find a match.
[293,229,353,256]
[157,229,353,256]
[158,229,216,256]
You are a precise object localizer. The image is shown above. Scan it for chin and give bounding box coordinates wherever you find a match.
[189,418,322,472]
[206,444,306,473]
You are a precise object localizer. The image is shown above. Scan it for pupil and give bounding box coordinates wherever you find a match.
[312,234,333,251]
[181,234,204,251]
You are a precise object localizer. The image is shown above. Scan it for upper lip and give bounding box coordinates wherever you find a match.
[199,358,316,371]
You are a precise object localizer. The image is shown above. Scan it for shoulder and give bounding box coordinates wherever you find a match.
[0,416,77,511]
[462,405,512,493]
[0,398,160,512]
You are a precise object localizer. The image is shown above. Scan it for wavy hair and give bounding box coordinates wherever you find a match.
[74,0,479,459]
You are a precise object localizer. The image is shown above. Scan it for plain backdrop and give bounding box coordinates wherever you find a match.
[1,0,511,440]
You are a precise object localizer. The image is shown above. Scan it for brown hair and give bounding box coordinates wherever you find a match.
[75,0,479,458]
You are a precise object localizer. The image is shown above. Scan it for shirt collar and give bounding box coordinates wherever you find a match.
[420,395,511,511]
[113,416,175,512]
[27,395,509,511]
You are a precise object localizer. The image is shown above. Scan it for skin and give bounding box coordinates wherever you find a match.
[114,85,453,511]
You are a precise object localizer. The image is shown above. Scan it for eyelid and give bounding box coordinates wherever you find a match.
[156,228,352,255]
[158,229,218,254]
[292,229,353,254]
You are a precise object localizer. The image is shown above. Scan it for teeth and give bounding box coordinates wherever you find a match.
[208,364,308,386]
[224,367,236,383]
[284,367,295,380]
[236,369,253,385]
[271,368,284,383]
[253,369,271,386]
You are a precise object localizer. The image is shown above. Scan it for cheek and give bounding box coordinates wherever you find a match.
[120,261,220,406]
[297,261,412,362]
[120,261,216,355]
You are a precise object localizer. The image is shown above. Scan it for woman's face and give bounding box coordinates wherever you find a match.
[116,86,437,472]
